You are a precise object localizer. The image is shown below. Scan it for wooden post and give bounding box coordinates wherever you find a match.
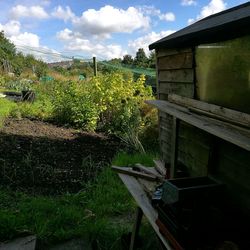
[93,56,97,76]
[129,207,143,250]
[170,117,179,178]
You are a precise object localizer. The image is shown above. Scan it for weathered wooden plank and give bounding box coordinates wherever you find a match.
[118,174,173,249]
[159,128,172,142]
[160,120,173,129]
[129,207,143,250]
[168,94,250,128]
[158,69,194,82]
[158,53,193,70]
[153,160,166,176]
[159,93,168,100]
[112,166,157,181]
[159,82,194,98]
[157,48,192,58]
[0,236,36,250]
[134,164,164,180]
[160,140,171,151]
[170,117,179,178]
[146,99,250,151]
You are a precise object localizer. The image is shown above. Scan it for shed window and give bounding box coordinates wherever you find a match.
[195,35,250,114]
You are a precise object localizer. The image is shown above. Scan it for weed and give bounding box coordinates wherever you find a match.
[112,151,157,167]
[0,98,16,126]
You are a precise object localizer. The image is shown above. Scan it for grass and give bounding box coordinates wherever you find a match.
[0,152,161,249]
[0,167,133,248]
[112,152,157,167]
[0,98,17,126]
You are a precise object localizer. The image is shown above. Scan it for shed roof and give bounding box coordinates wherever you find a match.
[149,2,250,50]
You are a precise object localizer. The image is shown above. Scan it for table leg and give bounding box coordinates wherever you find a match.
[129,207,143,250]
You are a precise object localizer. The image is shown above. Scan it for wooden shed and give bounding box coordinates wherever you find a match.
[146,2,250,245]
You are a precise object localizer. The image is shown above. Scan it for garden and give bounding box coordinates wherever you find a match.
[0,46,160,248]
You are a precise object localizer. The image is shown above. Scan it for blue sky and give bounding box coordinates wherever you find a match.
[0,0,248,61]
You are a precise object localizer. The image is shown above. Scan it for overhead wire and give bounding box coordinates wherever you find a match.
[0,42,155,77]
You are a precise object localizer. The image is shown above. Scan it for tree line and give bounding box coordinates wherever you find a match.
[0,31,48,78]
[109,48,156,69]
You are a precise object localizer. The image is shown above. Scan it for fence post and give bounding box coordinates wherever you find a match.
[93,56,97,76]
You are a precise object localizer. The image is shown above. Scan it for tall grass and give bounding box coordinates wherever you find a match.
[112,152,156,167]
[0,98,17,126]
[0,152,160,249]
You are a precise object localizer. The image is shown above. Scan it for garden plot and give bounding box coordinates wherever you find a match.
[0,118,121,194]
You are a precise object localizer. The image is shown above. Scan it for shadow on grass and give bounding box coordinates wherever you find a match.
[0,131,121,195]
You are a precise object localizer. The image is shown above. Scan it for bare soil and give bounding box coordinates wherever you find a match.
[0,118,122,194]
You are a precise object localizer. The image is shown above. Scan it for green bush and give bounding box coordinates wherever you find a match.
[51,73,154,136]
[0,72,157,150]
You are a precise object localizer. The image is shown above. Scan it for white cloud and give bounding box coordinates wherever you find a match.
[0,19,65,62]
[140,6,161,16]
[181,0,197,6]
[10,32,40,47]
[40,0,51,7]
[188,18,195,24]
[188,0,227,24]
[0,20,21,36]
[56,28,74,41]
[140,6,176,22]
[52,5,75,22]
[72,5,150,39]
[57,28,126,59]
[128,30,176,55]
[159,12,175,21]
[199,0,227,18]
[10,5,49,19]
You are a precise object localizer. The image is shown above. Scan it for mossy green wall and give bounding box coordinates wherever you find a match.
[196,35,250,114]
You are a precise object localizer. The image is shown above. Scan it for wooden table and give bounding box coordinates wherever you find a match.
[118,169,174,250]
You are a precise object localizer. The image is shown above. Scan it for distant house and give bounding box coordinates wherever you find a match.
[147,2,250,247]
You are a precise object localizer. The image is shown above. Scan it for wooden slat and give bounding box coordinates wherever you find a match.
[153,160,167,176]
[134,164,164,180]
[170,117,179,178]
[168,94,250,128]
[129,207,143,250]
[157,48,192,58]
[118,174,173,250]
[158,69,194,82]
[160,140,171,152]
[159,82,194,98]
[146,99,250,151]
[158,53,193,70]
[112,166,157,181]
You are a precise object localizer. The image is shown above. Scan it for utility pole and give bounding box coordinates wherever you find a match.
[93,56,97,76]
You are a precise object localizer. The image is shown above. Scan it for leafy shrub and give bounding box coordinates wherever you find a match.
[51,73,154,134]
[0,78,33,91]
[52,80,99,130]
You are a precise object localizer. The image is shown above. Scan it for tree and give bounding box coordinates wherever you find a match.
[134,48,148,68]
[122,54,133,65]
[0,31,16,60]
[109,58,122,65]
[148,51,156,68]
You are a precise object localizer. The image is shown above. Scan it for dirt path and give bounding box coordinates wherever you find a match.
[0,118,122,194]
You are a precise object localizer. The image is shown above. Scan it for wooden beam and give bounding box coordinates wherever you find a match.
[111,166,157,181]
[129,207,143,250]
[158,52,193,70]
[170,117,179,178]
[158,69,194,83]
[145,99,250,151]
[118,174,173,249]
[153,160,166,176]
[168,94,250,128]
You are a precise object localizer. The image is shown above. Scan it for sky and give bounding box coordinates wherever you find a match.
[0,0,248,62]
